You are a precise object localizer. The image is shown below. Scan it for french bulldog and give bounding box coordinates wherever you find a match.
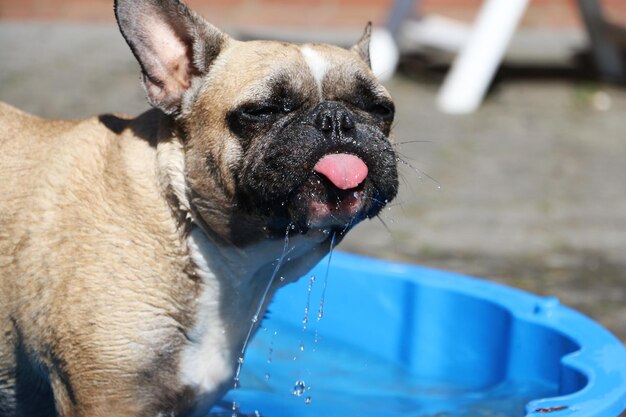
[0,0,398,415]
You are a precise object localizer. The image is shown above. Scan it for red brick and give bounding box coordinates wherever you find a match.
[1,0,625,29]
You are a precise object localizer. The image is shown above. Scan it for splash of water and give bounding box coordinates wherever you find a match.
[292,380,306,396]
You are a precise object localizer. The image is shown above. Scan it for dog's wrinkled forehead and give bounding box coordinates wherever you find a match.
[203,40,388,107]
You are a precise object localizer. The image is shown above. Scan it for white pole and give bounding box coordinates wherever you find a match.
[437,0,530,114]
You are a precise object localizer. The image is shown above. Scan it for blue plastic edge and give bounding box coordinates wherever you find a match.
[321,252,626,417]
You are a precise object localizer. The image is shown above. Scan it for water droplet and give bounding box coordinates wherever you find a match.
[251,315,258,324]
[292,380,306,396]
[237,356,244,365]
[353,191,359,198]
[267,340,274,364]
[300,343,305,351]
[264,373,270,381]
[305,396,312,405]
[302,275,315,329]
[254,411,261,417]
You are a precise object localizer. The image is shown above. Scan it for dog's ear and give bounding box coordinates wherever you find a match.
[115,0,227,114]
[350,22,372,68]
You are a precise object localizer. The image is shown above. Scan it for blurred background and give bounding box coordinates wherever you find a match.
[0,0,625,351]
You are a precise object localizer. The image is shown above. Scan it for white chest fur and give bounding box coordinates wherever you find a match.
[178,230,235,399]
[177,226,330,406]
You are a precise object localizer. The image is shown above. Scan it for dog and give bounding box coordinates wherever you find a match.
[0,0,398,415]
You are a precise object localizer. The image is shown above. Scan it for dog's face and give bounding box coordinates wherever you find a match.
[116,0,398,245]
[184,42,398,243]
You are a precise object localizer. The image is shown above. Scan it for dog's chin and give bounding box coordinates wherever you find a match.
[304,189,365,230]
[286,175,373,234]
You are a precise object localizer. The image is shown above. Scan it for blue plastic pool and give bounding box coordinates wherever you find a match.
[210,252,626,417]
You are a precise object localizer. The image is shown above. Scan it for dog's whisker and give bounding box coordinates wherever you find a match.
[376,213,393,236]
[392,139,433,147]
[399,171,412,189]
[342,210,360,235]
[396,157,441,189]
[361,193,387,206]
[394,150,423,164]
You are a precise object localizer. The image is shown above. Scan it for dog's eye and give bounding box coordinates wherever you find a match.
[240,104,282,121]
[369,102,395,121]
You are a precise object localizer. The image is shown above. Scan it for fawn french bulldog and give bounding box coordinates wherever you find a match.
[0,0,398,415]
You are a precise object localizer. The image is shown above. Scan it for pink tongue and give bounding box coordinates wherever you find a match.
[313,153,368,190]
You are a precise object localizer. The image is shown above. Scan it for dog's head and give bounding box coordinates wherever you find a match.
[116,0,398,245]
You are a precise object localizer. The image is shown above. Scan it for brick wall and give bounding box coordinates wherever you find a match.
[0,0,625,30]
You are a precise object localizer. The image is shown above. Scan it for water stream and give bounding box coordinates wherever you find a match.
[232,226,292,390]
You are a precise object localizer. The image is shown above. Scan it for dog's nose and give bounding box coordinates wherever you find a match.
[311,101,355,134]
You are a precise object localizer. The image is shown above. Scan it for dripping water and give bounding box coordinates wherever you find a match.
[267,329,277,365]
[316,232,337,323]
[233,225,292,390]
[298,274,316,352]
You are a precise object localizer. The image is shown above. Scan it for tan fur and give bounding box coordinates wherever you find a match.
[0,103,199,415]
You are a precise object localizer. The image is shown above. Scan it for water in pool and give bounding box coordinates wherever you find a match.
[208,320,556,417]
